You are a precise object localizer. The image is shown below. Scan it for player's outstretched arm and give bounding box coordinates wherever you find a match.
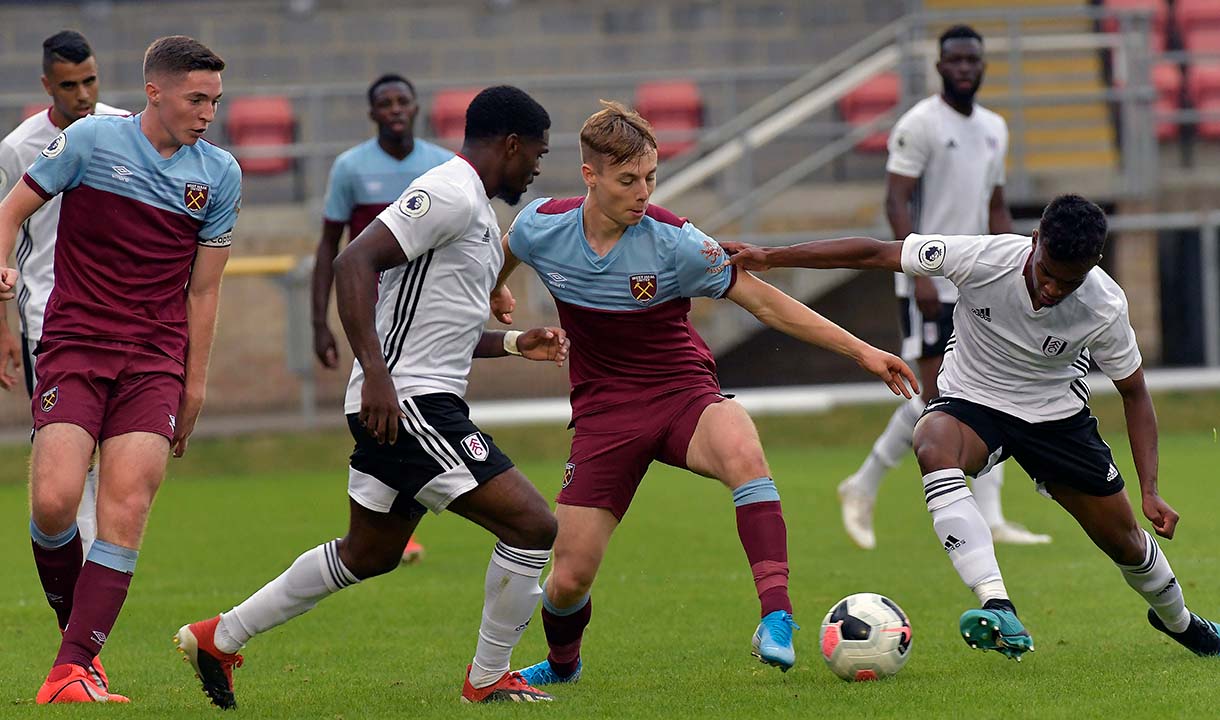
[174,245,230,458]
[726,271,918,398]
[724,236,903,274]
[0,181,48,300]
[311,219,347,369]
[491,233,521,324]
[1114,368,1178,538]
[472,327,569,366]
[334,219,409,445]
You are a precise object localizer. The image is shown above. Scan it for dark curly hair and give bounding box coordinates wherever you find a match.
[367,73,415,107]
[939,24,983,54]
[1038,194,1108,261]
[464,85,550,143]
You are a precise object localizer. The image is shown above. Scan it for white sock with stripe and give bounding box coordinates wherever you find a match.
[850,397,923,496]
[1119,529,1190,633]
[215,539,358,653]
[923,469,1009,605]
[971,462,1006,527]
[468,542,551,689]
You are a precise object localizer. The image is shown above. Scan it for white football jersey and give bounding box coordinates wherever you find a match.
[0,102,127,340]
[901,233,1142,423]
[887,95,1008,303]
[344,156,502,410]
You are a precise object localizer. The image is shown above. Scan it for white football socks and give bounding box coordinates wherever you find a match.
[850,397,924,496]
[923,469,1009,605]
[1119,528,1190,633]
[76,464,99,559]
[468,543,551,689]
[971,462,1006,528]
[215,539,358,654]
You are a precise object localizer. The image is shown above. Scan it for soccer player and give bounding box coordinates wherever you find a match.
[726,194,1220,659]
[0,36,240,703]
[492,101,917,683]
[837,24,1050,550]
[312,73,452,564]
[0,29,127,687]
[175,86,566,708]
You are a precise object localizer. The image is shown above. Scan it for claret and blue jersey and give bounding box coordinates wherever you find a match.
[22,112,241,366]
[322,137,452,238]
[508,196,737,418]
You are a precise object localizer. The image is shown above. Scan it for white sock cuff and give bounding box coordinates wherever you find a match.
[320,539,359,592]
[491,542,550,578]
[1118,529,1158,573]
[923,469,970,512]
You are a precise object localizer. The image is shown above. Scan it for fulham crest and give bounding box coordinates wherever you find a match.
[461,432,489,462]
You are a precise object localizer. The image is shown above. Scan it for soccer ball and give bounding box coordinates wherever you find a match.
[818,592,912,681]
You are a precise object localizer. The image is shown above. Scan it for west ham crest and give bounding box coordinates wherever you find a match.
[562,462,575,489]
[629,273,658,304]
[40,385,58,413]
[184,182,210,212]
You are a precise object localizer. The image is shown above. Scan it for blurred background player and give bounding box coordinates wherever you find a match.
[0,32,127,679]
[837,24,1051,550]
[493,101,917,684]
[728,194,1220,661]
[0,35,239,703]
[312,72,451,564]
[176,86,564,708]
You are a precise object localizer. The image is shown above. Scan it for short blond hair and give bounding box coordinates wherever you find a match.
[580,100,657,168]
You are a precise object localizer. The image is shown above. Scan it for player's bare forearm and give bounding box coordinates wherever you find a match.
[473,330,512,358]
[311,220,345,329]
[333,220,406,376]
[885,172,917,242]
[729,237,903,273]
[183,246,230,401]
[728,272,866,358]
[494,234,521,290]
[1115,368,1160,497]
[0,181,47,293]
[988,186,1014,234]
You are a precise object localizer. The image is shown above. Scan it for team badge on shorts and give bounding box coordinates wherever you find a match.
[40,386,58,412]
[562,462,575,488]
[184,182,210,212]
[1042,335,1068,357]
[461,432,489,462]
[630,273,658,304]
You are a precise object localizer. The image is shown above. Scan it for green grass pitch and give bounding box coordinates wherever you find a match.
[0,392,1218,718]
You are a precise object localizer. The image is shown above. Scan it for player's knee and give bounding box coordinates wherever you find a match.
[337,537,399,580]
[549,563,595,600]
[1101,522,1146,565]
[500,510,557,551]
[29,492,77,535]
[913,439,956,474]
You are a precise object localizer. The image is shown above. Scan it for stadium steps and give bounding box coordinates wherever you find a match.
[922,0,1119,177]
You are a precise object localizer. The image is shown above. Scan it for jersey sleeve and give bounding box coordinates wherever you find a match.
[506,198,547,266]
[321,155,354,224]
[1089,302,1142,381]
[199,156,242,247]
[885,111,929,179]
[900,233,989,287]
[22,116,97,198]
[674,223,735,299]
[0,141,19,198]
[376,178,473,261]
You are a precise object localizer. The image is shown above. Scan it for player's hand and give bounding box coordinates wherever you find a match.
[517,326,570,367]
[1143,492,1180,539]
[172,390,205,458]
[359,370,405,445]
[313,323,339,369]
[491,284,515,325]
[913,276,941,319]
[856,345,919,399]
[0,324,21,391]
[724,244,774,272]
[0,267,17,302]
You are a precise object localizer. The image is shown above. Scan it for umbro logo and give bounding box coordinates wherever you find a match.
[972,307,992,323]
[111,165,133,182]
[943,534,966,552]
[545,272,567,287]
[91,630,108,646]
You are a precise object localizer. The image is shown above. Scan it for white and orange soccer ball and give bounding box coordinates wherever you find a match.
[818,592,912,681]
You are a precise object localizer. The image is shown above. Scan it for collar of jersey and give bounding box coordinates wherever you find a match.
[130,112,193,169]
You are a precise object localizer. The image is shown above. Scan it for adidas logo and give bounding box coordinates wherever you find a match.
[943,534,966,552]
[1156,577,1178,597]
[1106,463,1119,482]
[972,307,992,323]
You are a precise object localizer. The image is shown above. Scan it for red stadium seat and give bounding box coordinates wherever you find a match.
[839,72,898,153]
[429,88,480,150]
[1182,28,1220,55]
[1186,64,1220,139]
[635,80,703,160]
[1151,61,1183,141]
[225,96,295,175]
[1177,0,1220,40]
[22,103,48,120]
[1101,0,1168,53]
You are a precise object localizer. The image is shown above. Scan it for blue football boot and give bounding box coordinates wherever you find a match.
[752,610,799,671]
[960,602,1034,661]
[1148,609,1220,656]
[516,658,582,686]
